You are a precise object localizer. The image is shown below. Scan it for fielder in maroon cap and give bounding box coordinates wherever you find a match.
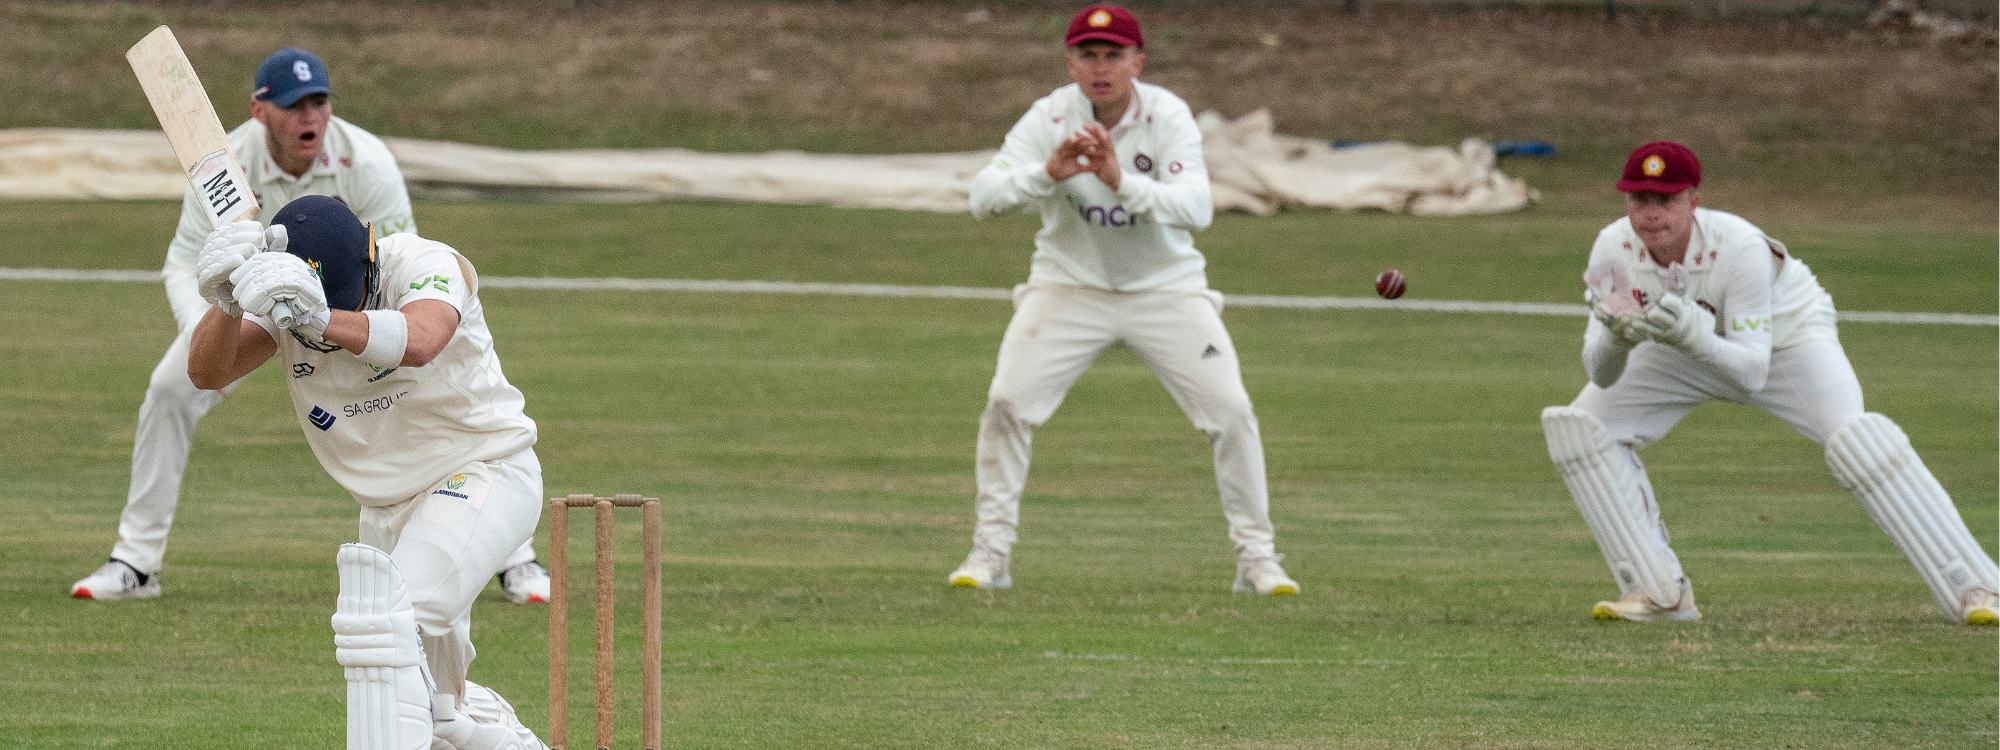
[1536,141,1998,626]
[949,4,1301,597]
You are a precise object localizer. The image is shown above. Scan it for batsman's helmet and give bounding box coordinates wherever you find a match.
[271,195,376,312]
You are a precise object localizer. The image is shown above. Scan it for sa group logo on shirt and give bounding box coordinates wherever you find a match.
[308,406,337,431]
[446,474,467,490]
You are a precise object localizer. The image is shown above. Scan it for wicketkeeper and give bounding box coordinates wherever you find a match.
[1543,141,1998,625]
[71,47,551,606]
[948,4,1298,595]
[187,196,548,748]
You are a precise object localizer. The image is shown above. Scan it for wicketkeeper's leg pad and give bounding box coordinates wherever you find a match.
[1825,413,2000,618]
[1542,406,1688,609]
[334,543,435,750]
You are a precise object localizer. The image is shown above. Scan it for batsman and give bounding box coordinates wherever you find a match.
[187,195,548,749]
[948,4,1297,595]
[1543,141,1998,625]
[73,46,550,606]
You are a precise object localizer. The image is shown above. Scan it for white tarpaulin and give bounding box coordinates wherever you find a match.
[0,113,1534,215]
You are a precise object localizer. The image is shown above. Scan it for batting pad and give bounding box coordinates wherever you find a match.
[1542,406,1687,609]
[334,543,435,750]
[1826,414,2000,616]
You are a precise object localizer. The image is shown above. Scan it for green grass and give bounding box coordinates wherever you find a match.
[1,201,1994,748]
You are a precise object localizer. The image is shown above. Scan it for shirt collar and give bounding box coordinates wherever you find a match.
[1066,81,1145,132]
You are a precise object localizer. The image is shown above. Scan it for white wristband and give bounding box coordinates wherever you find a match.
[358,310,408,369]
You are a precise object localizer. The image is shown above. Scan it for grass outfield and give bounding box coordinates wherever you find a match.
[2,201,1994,748]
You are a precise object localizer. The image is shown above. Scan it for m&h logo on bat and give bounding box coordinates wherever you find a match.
[308,406,336,431]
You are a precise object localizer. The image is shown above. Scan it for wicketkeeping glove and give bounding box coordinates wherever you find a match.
[1639,292,1716,352]
[196,220,266,316]
[1586,290,1649,348]
[230,251,329,324]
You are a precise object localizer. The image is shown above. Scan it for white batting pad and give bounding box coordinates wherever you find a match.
[1542,406,1687,609]
[334,543,435,750]
[1825,413,2000,616]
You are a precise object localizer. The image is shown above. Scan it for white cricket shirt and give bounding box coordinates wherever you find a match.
[1582,207,1837,391]
[969,81,1215,292]
[250,234,536,507]
[163,116,416,331]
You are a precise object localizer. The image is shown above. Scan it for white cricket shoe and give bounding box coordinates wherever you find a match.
[497,560,551,604]
[1592,579,1699,622]
[1962,587,1998,627]
[1234,554,1299,596]
[70,559,160,601]
[948,545,1011,589]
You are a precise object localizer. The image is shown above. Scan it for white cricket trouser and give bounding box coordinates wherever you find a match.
[358,447,542,703]
[1575,336,1863,448]
[1570,336,1994,597]
[109,323,537,577]
[971,282,1277,560]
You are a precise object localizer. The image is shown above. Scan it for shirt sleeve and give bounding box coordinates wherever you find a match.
[968,106,1059,219]
[341,126,419,237]
[1578,235,1635,387]
[162,189,218,331]
[390,245,468,313]
[1685,236,1774,392]
[1112,103,1213,231]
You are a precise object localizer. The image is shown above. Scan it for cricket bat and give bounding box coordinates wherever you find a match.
[127,26,294,327]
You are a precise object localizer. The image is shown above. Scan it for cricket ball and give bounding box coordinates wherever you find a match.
[1375,269,1406,300]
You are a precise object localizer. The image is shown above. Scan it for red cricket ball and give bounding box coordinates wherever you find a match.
[1375,269,1406,300]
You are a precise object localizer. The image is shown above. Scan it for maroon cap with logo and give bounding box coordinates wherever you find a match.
[1067,5,1143,49]
[1616,141,1702,194]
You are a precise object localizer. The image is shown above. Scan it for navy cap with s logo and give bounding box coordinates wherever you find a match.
[254,48,334,107]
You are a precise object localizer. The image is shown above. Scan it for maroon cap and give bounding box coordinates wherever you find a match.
[1616,141,1701,194]
[1067,5,1143,49]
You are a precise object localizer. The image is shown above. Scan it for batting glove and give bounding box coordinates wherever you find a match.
[196,220,265,316]
[230,251,329,323]
[1639,292,1716,351]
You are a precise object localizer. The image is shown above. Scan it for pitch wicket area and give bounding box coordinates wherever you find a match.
[548,494,662,750]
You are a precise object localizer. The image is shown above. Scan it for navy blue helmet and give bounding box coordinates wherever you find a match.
[271,195,376,311]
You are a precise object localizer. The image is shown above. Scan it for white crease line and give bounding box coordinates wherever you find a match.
[5,268,1992,326]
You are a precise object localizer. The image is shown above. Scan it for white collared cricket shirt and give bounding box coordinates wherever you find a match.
[251,234,536,507]
[1582,207,1838,391]
[969,81,1215,292]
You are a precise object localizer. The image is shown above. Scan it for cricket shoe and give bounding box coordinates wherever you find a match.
[1962,587,1999,627]
[1592,579,1699,622]
[1233,554,1299,596]
[497,560,551,604]
[948,545,1011,589]
[70,559,160,601]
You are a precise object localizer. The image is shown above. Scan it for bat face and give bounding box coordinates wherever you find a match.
[127,25,259,228]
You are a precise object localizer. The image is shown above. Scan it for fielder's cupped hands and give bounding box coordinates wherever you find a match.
[1045,124,1122,189]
